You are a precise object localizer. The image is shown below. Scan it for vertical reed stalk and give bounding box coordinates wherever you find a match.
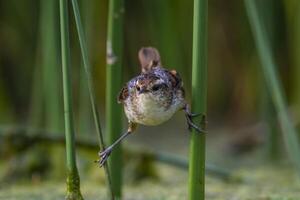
[40,0,65,180]
[188,0,207,200]
[78,0,93,136]
[244,0,300,172]
[40,0,61,132]
[71,0,115,199]
[256,0,279,160]
[59,0,84,199]
[262,94,280,160]
[106,0,124,198]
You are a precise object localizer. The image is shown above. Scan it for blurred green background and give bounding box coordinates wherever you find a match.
[0,0,300,199]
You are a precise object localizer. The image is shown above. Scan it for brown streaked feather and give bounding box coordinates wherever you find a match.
[138,47,161,73]
[168,69,182,88]
[118,85,129,103]
[179,87,185,98]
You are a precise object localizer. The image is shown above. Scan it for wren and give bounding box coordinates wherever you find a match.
[97,47,205,166]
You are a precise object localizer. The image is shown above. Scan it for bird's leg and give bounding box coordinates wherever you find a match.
[96,122,137,167]
[97,131,130,167]
[183,104,207,134]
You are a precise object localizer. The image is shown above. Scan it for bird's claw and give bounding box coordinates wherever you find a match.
[188,113,201,118]
[96,147,112,167]
[185,112,207,134]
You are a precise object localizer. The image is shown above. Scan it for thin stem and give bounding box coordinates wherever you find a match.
[256,0,280,160]
[244,0,300,173]
[78,0,93,136]
[188,0,208,200]
[70,0,104,151]
[40,0,61,132]
[59,0,83,199]
[70,0,115,199]
[98,131,131,167]
[106,0,124,198]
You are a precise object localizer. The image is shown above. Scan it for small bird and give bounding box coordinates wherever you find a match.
[98,47,205,166]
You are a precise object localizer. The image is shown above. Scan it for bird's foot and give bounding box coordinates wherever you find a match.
[184,105,207,134]
[96,147,112,167]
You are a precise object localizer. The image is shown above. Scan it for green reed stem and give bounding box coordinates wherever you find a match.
[256,0,280,160]
[40,0,61,132]
[71,0,115,199]
[59,0,84,199]
[188,0,208,200]
[106,0,124,198]
[78,0,93,136]
[244,0,300,172]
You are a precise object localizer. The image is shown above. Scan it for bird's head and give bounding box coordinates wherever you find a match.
[135,74,169,97]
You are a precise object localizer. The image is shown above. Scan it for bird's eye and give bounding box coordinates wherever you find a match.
[152,85,160,91]
[136,86,141,91]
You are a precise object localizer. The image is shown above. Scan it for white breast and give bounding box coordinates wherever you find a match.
[125,93,182,126]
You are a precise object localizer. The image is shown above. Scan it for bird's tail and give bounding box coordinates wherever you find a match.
[138,47,161,73]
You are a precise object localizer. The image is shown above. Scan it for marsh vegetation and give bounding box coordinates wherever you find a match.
[0,0,299,199]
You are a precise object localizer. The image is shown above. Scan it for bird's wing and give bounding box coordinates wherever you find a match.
[168,69,182,89]
[117,84,129,104]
